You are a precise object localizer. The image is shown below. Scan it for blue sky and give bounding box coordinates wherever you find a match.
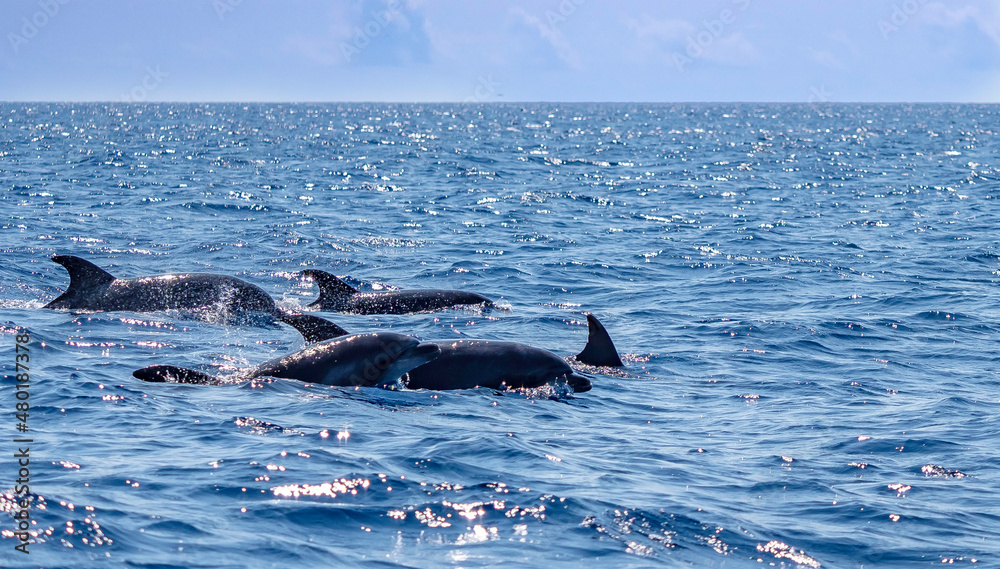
[1,0,998,102]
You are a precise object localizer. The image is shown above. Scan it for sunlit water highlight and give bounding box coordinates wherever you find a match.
[2,103,999,568]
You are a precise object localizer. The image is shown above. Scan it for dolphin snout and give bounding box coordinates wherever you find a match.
[567,372,593,392]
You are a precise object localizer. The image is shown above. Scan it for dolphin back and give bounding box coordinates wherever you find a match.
[133,365,221,384]
[405,340,576,391]
[45,255,117,309]
[576,314,624,367]
[253,333,440,387]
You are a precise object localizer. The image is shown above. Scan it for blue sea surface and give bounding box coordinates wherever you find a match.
[1,103,999,568]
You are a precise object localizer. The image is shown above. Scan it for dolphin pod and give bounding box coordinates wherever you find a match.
[45,254,626,394]
[302,269,494,314]
[133,333,441,388]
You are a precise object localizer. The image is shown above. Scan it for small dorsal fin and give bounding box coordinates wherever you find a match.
[132,365,220,384]
[45,255,116,308]
[302,269,357,307]
[278,312,350,343]
[576,314,624,367]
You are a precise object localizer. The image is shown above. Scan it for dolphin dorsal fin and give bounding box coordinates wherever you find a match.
[576,314,624,367]
[302,269,357,306]
[45,255,116,308]
[53,255,116,289]
[132,365,220,384]
[278,312,350,343]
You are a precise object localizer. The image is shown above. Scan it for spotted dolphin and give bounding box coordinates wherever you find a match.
[133,332,440,388]
[301,269,494,315]
[44,255,292,324]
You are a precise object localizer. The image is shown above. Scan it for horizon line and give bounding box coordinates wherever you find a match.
[2,100,998,105]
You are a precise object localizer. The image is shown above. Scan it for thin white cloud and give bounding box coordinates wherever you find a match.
[628,17,696,43]
[511,6,583,69]
[709,31,757,66]
[920,2,1000,47]
[827,29,861,58]
[416,5,509,67]
[627,15,757,68]
[280,0,423,67]
[280,3,357,66]
[921,3,980,26]
[811,49,844,69]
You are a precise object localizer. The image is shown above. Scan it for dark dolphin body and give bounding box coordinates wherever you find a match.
[280,312,626,393]
[44,255,291,324]
[405,340,593,392]
[302,269,494,315]
[133,333,440,388]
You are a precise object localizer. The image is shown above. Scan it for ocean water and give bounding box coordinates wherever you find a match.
[1,102,999,568]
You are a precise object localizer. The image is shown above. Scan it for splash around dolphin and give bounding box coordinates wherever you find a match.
[133,333,440,388]
[301,269,494,315]
[44,255,283,324]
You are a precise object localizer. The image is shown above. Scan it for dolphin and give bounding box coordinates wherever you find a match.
[405,340,594,392]
[133,332,441,388]
[44,256,346,334]
[44,255,292,324]
[301,269,494,315]
[279,312,625,393]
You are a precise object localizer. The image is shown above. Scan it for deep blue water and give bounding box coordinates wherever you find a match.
[2,102,1000,568]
